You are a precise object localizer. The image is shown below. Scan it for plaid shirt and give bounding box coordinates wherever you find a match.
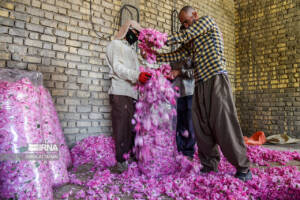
[157,16,227,83]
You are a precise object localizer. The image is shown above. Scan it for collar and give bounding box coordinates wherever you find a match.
[121,39,135,49]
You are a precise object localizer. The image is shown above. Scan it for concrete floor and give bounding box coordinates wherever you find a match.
[263,143,300,153]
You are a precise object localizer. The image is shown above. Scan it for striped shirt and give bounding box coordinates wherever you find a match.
[157,16,227,83]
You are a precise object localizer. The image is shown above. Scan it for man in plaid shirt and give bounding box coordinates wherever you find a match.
[156,6,252,181]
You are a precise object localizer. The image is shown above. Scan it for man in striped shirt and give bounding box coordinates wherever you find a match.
[157,6,252,181]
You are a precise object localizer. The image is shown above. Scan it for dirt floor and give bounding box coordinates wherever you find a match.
[53,144,300,200]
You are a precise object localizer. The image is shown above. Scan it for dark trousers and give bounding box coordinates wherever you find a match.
[110,95,135,163]
[176,95,196,157]
[192,74,250,172]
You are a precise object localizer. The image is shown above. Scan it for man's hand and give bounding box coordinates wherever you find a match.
[140,49,147,60]
[139,72,152,84]
[171,70,181,79]
[164,70,181,80]
[164,74,173,80]
[164,72,174,80]
[145,37,155,47]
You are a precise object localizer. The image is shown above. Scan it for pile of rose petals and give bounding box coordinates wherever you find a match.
[138,28,168,64]
[0,69,71,199]
[67,135,300,200]
[247,145,300,166]
[70,135,116,171]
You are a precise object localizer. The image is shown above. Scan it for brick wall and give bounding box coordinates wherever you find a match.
[234,0,300,138]
[0,0,235,146]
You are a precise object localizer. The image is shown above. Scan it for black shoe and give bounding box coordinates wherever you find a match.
[186,156,193,161]
[128,156,137,164]
[109,162,128,174]
[235,170,252,181]
[200,166,218,173]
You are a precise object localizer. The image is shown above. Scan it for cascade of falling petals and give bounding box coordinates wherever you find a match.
[133,64,181,177]
[138,28,168,64]
[133,28,183,177]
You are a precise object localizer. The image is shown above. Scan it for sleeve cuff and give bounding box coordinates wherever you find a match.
[165,35,174,46]
[133,70,140,83]
[156,54,163,62]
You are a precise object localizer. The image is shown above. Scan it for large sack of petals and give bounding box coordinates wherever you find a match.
[40,86,72,169]
[0,69,53,199]
[40,86,70,186]
[0,69,71,199]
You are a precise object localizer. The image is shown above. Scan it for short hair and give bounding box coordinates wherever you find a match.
[179,24,185,30]
[179,6,195,15]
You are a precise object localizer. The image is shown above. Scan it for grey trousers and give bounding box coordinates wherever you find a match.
[192,74,250,172]
[110,95,135,163]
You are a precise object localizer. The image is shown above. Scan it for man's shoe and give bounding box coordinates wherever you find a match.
[128,156,137,164]
[109,162,128,174]
[235,170,252,181]
[186,156,193,161]
[200,166,218,173]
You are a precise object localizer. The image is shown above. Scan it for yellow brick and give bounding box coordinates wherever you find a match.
[0,60,5,68]
[277,43,286,48]
[271,80,278,84]
[280,75,288,79]
[0,2,14,10]
[280,79,289,83]
[0,9,9,17]
[0,52,11,60]
[278,84,287,88]
[258,12,264,17]
[278,47,287,52]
